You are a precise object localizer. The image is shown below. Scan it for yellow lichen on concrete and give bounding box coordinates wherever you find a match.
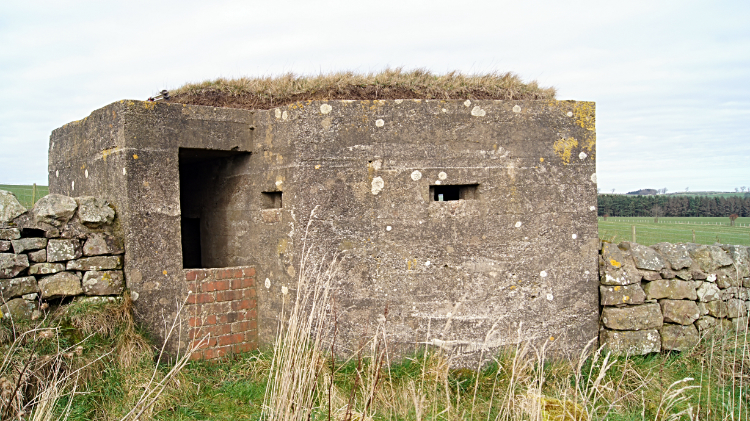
[553,137,578,164]
[101,147,119,162]
[573,101,596,153]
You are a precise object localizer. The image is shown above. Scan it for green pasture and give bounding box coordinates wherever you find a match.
[0,183,48,208]
[599,216,750,246]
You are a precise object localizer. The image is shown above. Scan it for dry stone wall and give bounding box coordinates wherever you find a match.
[0,190,124,322]
[599,240,750,355]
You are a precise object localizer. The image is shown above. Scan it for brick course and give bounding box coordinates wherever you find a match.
[185,266,258,360]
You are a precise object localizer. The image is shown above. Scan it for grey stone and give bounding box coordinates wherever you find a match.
[660,323,700,351]
[82,270,124,296]
[600,284,646,306]
[83,233,124,256]
[696,282,721,302]
[600,329,661,355]
[601,303,663,330]
[600,243,641,285]
[77,296,122,305]
[744,278,750,288]
[11,237,48,253]
[0,298,36,321]
[27,249,46,263]
[695,315,717,331]
[32,194,77,227]
[660,299,700,325]
[47,239,82,262]
[652,242,693,271]
[22,293,37,300]
[0,276,38,301]
[689,244,733,272]
[674,269,693,280]
[0,228,20,241]
[721,245,750,278]
[697,302,709,316]
[620,242,666,271]
[66,256,122,271]
[716,268,741,289]
[640,270,661,281]
[660,268,676,279]
[643,279,697,300]
[704,300,728,318]
[726,299,747,319]
[0,241,10,252]
[28,262,65,275]
[718,318,734,331]
[0,253,29,278]
[731,317,749,332]
[76,197,115,227]
[720,287,741,300]
[693,271,708,280]
[0,190,27,223]
[38,272,83,299]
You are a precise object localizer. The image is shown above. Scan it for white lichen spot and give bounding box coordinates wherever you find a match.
[411,170,422,181]
[265,278,271,289]
[425,261,431,266]
[512,105,521,113]
[84,169,89,178]
[572,234,578,239]
[463,100,471,107]
[546,293,554,301]
[375,119,385,127]
[584,270,590,275]
[438,172,447,180]
[394,99,403,104]
[377,314,386,323]
[441,108,447,113]
[515,221,522,228]
[275,180,283,187]
[281,286,288,295]
[707,273,717,282]
[55,170,59,178]
[71,181,75,191]
[282,111,288,120]
[434,180,441,185]
[540,270,548,278]
[471,106,486,117]
[274,109,281,119]
[589,205,596,211]
[446,312,452,318]
[386,226,392,231]
[122,167,127,175]
[371,176,384,195]
[579,152,587,160]
[567,111,573,117]
[590,173,597,183]
[320,104,332,114]
[371,160,382,170]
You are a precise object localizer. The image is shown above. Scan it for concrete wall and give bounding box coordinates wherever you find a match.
[49,99,599,358]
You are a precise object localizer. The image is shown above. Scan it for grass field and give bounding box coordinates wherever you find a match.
[599,216,750,246]
[0,183,48,208]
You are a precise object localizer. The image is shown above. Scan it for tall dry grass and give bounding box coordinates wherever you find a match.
[170,68,556,110]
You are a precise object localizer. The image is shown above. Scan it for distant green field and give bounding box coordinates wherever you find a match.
[0,184,49,209]
[599,216,750,246]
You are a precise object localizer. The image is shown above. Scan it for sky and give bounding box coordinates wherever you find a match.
[1,0,748,193]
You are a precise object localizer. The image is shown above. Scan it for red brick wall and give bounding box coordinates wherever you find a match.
[184,266,258,359]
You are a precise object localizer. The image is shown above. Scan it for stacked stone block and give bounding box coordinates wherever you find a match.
[0,191,124,321]
[185,267,258,359]
[599,240,750,355]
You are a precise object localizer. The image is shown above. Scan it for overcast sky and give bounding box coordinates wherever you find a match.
[1,0,748,193]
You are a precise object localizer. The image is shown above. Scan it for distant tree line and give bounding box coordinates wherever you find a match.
[597,194,750,217]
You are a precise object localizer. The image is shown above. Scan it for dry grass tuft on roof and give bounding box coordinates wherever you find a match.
[169,68,556,110]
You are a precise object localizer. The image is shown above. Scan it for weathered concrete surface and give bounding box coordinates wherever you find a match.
[50,99,598,358]
[600,329,660,355]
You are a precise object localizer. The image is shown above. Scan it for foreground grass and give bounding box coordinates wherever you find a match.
[169,68,556,110]
[3,297,750,420]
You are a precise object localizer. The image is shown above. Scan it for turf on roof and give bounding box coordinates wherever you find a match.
[169,68,556,110]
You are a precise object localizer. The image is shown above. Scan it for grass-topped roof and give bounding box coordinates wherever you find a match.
[169,68,556,110]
